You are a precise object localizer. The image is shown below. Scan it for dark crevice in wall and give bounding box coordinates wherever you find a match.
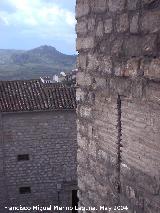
[143,0,160,10]
[116,94,122,195]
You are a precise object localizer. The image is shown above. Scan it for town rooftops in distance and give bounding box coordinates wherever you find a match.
[0,79,76,112]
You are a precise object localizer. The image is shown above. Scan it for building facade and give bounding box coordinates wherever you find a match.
[76,0,160,212]
[0,80,77,212]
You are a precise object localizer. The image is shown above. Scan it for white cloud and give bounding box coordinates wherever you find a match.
[0,0,76,33]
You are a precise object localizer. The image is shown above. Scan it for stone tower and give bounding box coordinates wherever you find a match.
[76,0,160,212]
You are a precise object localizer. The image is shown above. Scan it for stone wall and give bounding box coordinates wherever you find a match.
[0,110,77,212]
[76,0,160,212]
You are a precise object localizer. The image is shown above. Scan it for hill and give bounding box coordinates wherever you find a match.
[0,45,77,80]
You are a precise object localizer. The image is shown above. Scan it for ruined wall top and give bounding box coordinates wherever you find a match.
[76,0,160,81]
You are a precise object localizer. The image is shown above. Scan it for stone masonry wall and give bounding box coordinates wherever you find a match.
[76,0,160,212]
[0,110,77,212]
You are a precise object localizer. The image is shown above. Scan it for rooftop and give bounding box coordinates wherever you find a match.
[0,79,76,112]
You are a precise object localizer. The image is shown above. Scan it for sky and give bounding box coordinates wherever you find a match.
[0,0,76,55]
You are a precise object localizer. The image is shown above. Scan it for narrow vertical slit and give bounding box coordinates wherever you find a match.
[116,94,122,194]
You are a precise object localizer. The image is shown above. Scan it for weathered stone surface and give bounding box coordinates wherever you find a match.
[76,0,90,18]
[142,34,157,56]
[79,106,92,119]
[146,82,160,103]
[104,18,113,34]
[124,36,141,57]
[87,54,99,71]
[110,78,131,97]
[96,21,104,37]
[77,54,87,70]
[143,58,160,79]
[91,0,107,13]
[130,13,139,33]
[108,0,126,12]
[76,88,85,102]
[114,60,125,76]
[111,38,123,56]
[141,11,160,33]
[76,0,160,212]
[77,72,92,87]
[76,21,87,34]
[116,13,129,33]
[100,56,112,74]
[128,0,139,10]
[88,18,96,32]
[76,37,95,51]
[123,58,140,77]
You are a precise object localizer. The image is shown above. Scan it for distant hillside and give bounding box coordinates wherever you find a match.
[0,45,77,80]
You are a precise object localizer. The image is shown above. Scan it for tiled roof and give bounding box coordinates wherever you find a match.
[0,79,76,112]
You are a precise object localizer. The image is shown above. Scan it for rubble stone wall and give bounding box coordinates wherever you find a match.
[76,0,160,212]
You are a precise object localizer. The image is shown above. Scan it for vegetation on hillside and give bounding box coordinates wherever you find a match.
[0,45,76,80]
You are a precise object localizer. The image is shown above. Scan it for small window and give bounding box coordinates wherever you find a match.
[17,154,29,161]
[19,187,31,194]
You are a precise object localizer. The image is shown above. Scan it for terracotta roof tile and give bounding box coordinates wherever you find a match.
[0,80,76,112]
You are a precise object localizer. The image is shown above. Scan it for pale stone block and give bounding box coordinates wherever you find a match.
[92,0,107,12]
[108,0,126,12]
[104,18,113,34]
[76,21,87,34]
[142,34,157,55]
[77,72,92,87]
[88,18,96,31]
[116,13,129,33]
[96,21,104,37]
[124,58,140,77]
[128,0,139,10]
[130,13,139,33]
[77,54,87,70]
[144,58,160,79]
[87,54,99,71]
[76,37,95,51]
[141,11,160,33]
[79,106,92,118]
[76,0,90,18]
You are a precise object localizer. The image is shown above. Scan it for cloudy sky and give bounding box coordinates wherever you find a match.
[0,0,76,54]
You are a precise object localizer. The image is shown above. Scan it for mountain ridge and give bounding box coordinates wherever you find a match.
[0,45,77,80]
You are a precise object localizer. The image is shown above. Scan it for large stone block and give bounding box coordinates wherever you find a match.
[91,0,107,13]
[130,13,139,33]
[123,58,140,77]
[76,21,87,34]
[76,88,85,102]
[76,37,95,51]
[124,36,142,57]
[79,106,92,119]
[141,11,160,33]
[143,58,160,79]
[116,13,129,33]
[76,0,90,18]
[87,54,99,71]
[77,54,87,70]
[142,34,157,56]
[146,82,160,102]
[104,18,113,34]
[98,56,112,74]
[128,0,139,10]
[87,18,96,32]
[111,38,123,56]
[108,0,126,12]
[96,21,104,37]
[77,72,92,87]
